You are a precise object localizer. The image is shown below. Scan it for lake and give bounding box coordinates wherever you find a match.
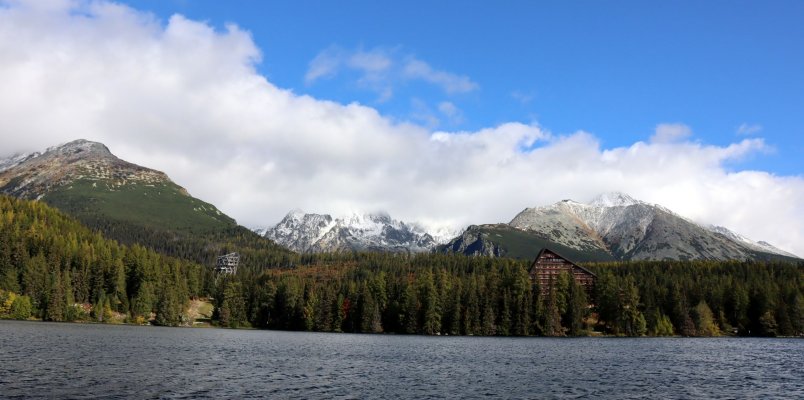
[0,320,802,399]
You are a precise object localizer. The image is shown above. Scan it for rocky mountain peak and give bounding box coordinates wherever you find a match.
[502,192,798,261]
[47,139,112,157]
[264,209,451,253]
[0,139,174,199]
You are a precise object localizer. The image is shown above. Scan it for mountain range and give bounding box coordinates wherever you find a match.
[1,140,798,263]
[261,209,456,253]
[439,192,798,262]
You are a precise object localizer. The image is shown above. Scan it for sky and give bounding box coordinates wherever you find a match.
[0,0,802,254]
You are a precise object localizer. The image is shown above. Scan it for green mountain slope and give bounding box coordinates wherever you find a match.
[44,178,235,233]
[0,140,293,268]
[438,224,615,262]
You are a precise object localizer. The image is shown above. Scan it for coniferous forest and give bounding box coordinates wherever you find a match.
[1,195,802,337]
[0,196,210,325]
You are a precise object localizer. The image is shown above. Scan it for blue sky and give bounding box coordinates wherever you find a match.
[132,0,804,175]
[2,0,803,252]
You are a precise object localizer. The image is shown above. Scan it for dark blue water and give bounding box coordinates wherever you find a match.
[1,320,802,399]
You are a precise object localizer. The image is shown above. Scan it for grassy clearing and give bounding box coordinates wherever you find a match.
[186,299,214,327]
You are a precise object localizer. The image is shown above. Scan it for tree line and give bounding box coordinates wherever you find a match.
[1,195,802,336]
[214,253,803,337]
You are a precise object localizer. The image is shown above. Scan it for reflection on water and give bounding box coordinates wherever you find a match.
[1,320,802,399]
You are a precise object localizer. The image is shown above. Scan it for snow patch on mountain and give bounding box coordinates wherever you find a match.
[589,192,641,208]
[0,151,41,173]
[706,225,798,258]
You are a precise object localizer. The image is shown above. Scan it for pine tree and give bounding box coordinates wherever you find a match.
[131,281,155,320]
[402,283,419,334]
[542,284,563,337]
[44,270,66,322]
[692,301,720,336]
[617,277,646,336]
[302,284,317,331]
[103,296,114,322]
[154,286,182,327]
[419,270,441,335]
[564,278,588,336]
[358,284,382,333]
[92,292,106,322]
[63,268,79,321]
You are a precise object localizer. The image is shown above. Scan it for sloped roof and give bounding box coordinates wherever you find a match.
[531,248,597,277]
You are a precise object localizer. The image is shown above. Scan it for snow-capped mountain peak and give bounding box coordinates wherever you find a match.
[287,208,307,220]
[506,192,798,260]
[590,192,641,207]
[263,210,454,253]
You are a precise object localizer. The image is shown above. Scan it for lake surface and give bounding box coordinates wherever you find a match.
[0,320,802,399]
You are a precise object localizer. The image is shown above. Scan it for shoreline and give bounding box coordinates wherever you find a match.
[3,318,800,338]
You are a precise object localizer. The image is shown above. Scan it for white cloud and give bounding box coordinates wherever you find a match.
[304,45,478,100]
[304,47,343,83]
[402,58,478,94]
[0,1,802,256]
[348,49,392,73]
[409,98,440,128]
[437,101,462,125]
[650,123,693,143]
[737,123,763,136]
[305,46,393,87]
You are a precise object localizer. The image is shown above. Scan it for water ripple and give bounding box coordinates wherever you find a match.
[0,321,802,399]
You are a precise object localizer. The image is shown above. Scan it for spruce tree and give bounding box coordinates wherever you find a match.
[155,287,181,327]
[45,270,66,322]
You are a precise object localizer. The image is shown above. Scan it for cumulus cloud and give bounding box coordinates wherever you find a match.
[0,1,802,256]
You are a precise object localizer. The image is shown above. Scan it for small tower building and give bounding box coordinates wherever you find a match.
[215,252,240,275]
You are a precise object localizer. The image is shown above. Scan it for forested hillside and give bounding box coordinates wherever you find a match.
[81,216,296,271]
[0,195,208,325]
